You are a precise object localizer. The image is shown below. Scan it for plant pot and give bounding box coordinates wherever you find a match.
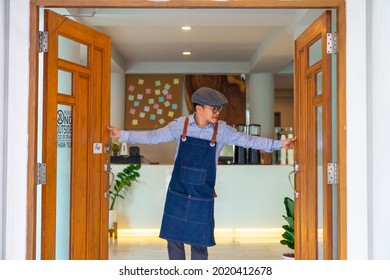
[281,252,295,260]
[108,209,117,229]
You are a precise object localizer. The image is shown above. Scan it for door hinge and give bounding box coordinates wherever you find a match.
[327,32,337,54]
[36,163,47,185]
[39,31,48,53]
[327,162,338,184]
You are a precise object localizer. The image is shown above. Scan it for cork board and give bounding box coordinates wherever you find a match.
[125,75,183,130]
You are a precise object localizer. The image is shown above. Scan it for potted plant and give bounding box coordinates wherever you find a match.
[280,196,294,259]
[108,164,141,231]
[111,141,120,156]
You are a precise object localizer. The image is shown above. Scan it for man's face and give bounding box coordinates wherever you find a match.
[197,105,223,124]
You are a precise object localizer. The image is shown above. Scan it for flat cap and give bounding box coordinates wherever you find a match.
[191,87,228,107]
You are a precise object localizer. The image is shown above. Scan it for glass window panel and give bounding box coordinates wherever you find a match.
[56,104,72,260]
[58,70,72,95]
[316,72,323,96]
[58,35,88,67]
[316,105,323,260]
[309,38,322,66]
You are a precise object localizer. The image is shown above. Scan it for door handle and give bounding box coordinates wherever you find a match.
[288,161,299,198]
[104,160,115,199]
[104,143,111,154]
[104,160,111,173]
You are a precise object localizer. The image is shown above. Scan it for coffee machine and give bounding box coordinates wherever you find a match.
[233,124,247,164]
[248,124,261,164]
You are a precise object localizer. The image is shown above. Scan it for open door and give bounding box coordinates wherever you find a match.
[294,10,336,260]
[41,10,111,259]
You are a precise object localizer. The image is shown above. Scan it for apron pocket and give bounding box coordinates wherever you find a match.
[186,197,213,224]
[164,189,213,224]
[180,165,206,185]
[164,189,189,220]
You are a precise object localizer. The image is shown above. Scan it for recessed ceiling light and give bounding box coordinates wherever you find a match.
[182,51,191,55]
[181,26,192,31]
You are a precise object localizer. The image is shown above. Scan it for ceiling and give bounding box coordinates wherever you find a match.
[60,8,326,89]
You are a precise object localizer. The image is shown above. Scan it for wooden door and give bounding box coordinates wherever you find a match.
[41,10,111,259]
[294,10,335,260]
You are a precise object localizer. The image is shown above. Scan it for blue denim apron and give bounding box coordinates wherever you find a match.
[159,117,219,246]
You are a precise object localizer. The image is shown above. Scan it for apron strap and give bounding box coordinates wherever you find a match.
[181,117,189,141]
[210,121,218,147]
[182,116,219,146]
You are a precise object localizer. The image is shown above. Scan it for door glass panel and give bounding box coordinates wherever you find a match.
[316,105,324,260]
[316,72,323,96]
[309,38,322,66]
[58,70,73,95]
[58,35,88,67]
[56,104,72,260]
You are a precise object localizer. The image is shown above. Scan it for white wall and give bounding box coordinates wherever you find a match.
[345,0,390,260]
[247,73,275,138]
[0,0,6,259]
[370,0,390,260]
[346,0,369,259]
[110,72,126,129]
[274,89,294,128]
[2,0,30,260]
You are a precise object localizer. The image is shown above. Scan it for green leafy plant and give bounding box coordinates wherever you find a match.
[280,197,294,251]
[111,141,120,156]
[109,164,141,210]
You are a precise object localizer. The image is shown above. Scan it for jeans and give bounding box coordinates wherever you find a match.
[167,240,208,260]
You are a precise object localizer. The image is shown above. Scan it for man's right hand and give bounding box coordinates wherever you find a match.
[107,125,121,138]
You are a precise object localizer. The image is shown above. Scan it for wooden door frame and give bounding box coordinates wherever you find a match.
[28,0,346,259]
[294,11,334,259]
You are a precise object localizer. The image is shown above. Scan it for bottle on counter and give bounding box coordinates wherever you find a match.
[280,134,287,165]
[287,133,294,165]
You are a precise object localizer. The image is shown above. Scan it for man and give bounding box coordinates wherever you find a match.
[107,87,296,260]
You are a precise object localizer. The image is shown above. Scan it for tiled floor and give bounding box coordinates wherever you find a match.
[109,235,291,260]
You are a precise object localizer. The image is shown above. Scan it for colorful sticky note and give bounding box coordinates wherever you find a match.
[155,89,161,95]
[168,111,174,117]
[133,101,140,107]
[166,94,172,100]
[148,98,154,104]
[157,109,163,115]
[129,108,136,115]
[137,93,143,100]
[173,78,179,85]
[132,119,138,125]
[128,95,134,101]
[128,85,135,92]
[155,80,161,87]
[145,88,151,94]
[164,83,171,90]
[144,106,150,112]
[158,96,164,102]
[150,114,156,120]
[139,112,146,118]
[159,118,165,125]
[138,79,144,85]
[162,89,169,95]
[164,101,171,107]
[153,104,159,109]
[172,104,178,110]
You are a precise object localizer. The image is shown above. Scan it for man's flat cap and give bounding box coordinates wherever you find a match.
[191,87,228,107]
